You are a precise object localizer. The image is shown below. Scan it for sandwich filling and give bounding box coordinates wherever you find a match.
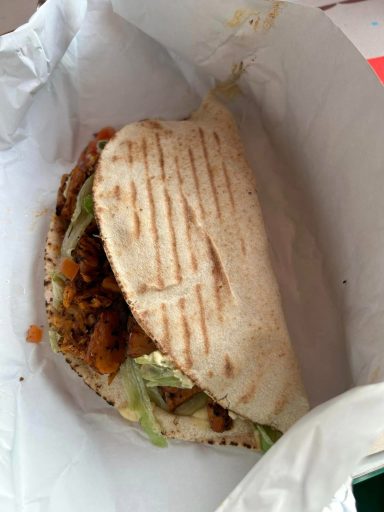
[48,128,281,448]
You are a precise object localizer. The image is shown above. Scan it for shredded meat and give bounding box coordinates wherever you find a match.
[72,286,113,310]
[101,276,120,293]
[160,386,202,413]
[62,281,76,308]
[54,226,129,373]
[60,332,88,359]
[127,318,157,358]
[75,233,102,283]
[207,402,233,433]
[52,129,130,374]
[56,230,129,373]
[85,310,127,374]
[60,166,88,222]
[55,173,69,216]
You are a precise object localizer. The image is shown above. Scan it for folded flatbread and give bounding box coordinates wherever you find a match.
[44,94,308,449]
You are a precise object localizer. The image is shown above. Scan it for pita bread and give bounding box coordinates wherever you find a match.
[94,94,308,433]
[44,213,259,449]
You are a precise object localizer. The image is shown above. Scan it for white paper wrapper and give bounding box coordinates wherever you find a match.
[1,1,384,511]
[323,479,356,512]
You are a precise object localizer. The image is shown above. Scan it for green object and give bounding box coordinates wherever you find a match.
[51,273,65,309]
[83,194,94,215]
[255,424,283,453]
[61,174,94,259]
[135,351,194,389]
[97,140,108,152]
[146,386,168,410]
[174,392,209,416]
[48,329,60,353]
[353,468,384,512]
[119,357,167,447]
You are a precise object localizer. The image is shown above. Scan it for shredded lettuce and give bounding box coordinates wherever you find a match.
[146,386,168,410]
[118,404,140,422]
[48,329,60,353]
[135,351,193,389]
[83,194,94,215]
[97,140,108,152]
[138,365,193,388]
[61,175,94,259]
[72,174,94,223]
[51,273,65,310]
[119,357,167,447]
[174,392,209,416]
[255,424,282,453]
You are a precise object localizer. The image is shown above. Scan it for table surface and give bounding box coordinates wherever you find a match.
[0,0,37,35]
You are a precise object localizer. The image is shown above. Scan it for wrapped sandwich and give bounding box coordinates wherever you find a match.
[44,94,308,449]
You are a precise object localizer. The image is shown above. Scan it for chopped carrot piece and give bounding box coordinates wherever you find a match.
[96,127,115,141]
[26,324,43,343]
[60,258,80,281]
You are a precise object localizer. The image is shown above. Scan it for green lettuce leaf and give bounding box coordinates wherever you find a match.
[48,329,60,353]
[119,357,167,447]
[174,392,209,416]
[135,351,193,389]
[255,424,283,453]
[61,175,94,259]
[97,140,108,152]
[51,273,65,310]
[83,194,94,215]
[146,386,168,410]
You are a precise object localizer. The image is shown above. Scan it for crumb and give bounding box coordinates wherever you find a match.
[19,376,24,382]
[34,207,49,218]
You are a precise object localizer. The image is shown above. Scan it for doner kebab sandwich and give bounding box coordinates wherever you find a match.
[44,94,308,449]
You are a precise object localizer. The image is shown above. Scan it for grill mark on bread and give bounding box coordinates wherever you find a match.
[240,237,246,256]
[161,302,171,352]
[156,133,182,284]
[126,142,141,239]
[178,297,193,368]
[188,147,206,220]
[240,379,259,404]
[129,180,140,239]
[195,283,210,354]
[137,283,148,294]
[272,395,287,416]
[214,131,246,256]
[224,354,234,378]
[175,155,198,272]
[205,236,226,320]
[214,132,236,211]
[127,140,133,165]
[156,132,165,177]
[199,127,221,219]
[161,303,170,339]
[222,162,236,211]
[144,120,164,130]
[164,192,182,283]
[114,185,121,200]
[142,137,164,288]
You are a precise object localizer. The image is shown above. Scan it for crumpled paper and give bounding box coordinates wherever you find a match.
[323,479,356,512]
[1,0,384,511]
